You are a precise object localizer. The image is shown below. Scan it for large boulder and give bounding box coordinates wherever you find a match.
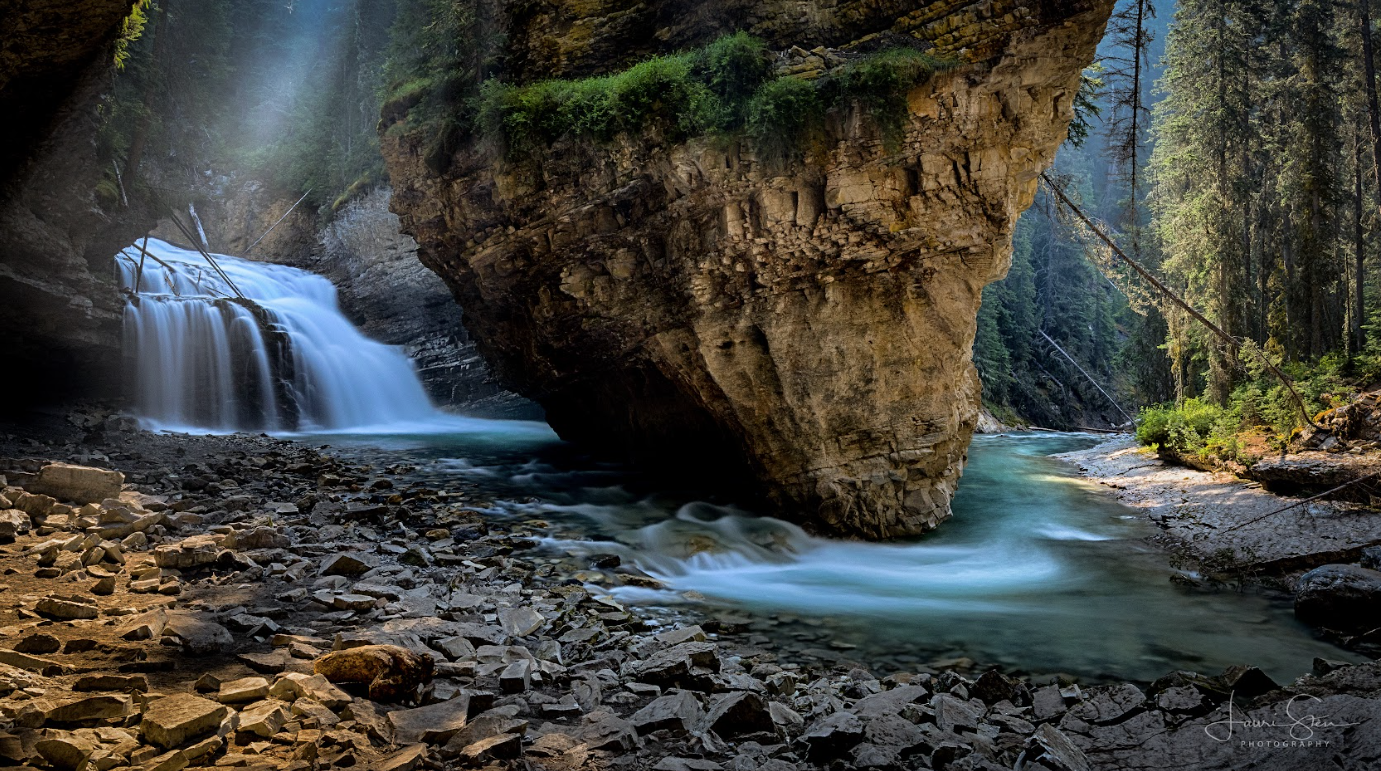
[1295,564,1381,630]
[25,463,123,504]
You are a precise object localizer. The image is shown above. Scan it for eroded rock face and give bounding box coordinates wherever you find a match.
[384,1,1114,538]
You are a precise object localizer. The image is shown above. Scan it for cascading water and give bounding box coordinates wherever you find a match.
[117,238,455,433]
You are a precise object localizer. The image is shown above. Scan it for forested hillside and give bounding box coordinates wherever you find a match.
[979,0,1381,445]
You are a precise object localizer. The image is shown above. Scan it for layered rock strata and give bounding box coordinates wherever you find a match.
[388,1,1113,538]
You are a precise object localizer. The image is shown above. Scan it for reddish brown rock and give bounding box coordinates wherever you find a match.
[313,644,434,703]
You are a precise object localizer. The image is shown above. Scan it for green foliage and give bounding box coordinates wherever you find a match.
[114,0,152,70]
[745,77,824,167]
[473,35,948,162]
[691,32,774,105]
[1066,63,1104,148]
[1135,352,1362,460]
[825,47,950,146]
[1135,398,1227,453]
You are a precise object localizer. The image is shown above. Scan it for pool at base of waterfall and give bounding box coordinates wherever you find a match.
[305,429,1359,685]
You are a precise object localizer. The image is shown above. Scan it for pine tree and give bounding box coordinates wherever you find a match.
[1104,0,1157,255]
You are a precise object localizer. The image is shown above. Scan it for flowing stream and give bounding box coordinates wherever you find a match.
[115,239,1354,684]
[314,429,1359,684]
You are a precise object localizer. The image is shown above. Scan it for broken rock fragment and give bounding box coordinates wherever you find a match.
[140,693,229,749]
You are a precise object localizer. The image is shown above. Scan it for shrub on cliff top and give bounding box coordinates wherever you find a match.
[825,47,949,143]
[476,33,952,161]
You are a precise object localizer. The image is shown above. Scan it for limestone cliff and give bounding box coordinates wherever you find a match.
[383,0,1114,538]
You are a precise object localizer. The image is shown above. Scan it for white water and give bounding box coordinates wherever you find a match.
[116,238,522,435]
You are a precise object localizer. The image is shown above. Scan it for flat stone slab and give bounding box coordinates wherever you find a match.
[141,693,229,749]
[218,676,270,704]
[26,462,124,504]
[387,694,472,744]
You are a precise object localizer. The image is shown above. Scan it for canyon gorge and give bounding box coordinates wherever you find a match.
[383,0,1116,538]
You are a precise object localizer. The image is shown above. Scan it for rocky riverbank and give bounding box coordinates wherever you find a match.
[0,418,1378,771]
[1057,437,1381,579]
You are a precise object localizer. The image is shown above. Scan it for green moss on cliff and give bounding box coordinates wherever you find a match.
[463,34,951,162]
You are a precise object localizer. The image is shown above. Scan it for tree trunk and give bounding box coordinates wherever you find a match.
[1357,135,1368,354]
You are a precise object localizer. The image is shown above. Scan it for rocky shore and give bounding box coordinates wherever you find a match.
[0,419,1377,771]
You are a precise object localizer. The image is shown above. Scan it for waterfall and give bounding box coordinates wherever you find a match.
[117,238,449,433]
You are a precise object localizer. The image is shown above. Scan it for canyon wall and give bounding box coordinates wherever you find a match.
[0,1,158,406]
[383,1,1115,538]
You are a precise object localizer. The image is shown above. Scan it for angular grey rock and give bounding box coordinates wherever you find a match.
[932,693,981,733]
[578,712,639,752]
[388,694,472,744]
[802,710,865,760]
[632,641,720,690]
[500,658,532,694]
[970,669,1027,705]
[768,701,804,732]
[442,714,529,759]
[863,713,927,754]
[1065,683,1144,726]
[652,759,723,771]
[701,691,775,738]
[321,552,373,577]
[630,690,703,735]
[1032,684,1069,722]
[854,685,930,718]
[1295,563,1381,631]
[1025,723,1091,771]
[498,606,544,637]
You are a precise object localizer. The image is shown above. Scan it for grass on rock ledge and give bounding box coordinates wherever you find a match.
[465,33,953,163]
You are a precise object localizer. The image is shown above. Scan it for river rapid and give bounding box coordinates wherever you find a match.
[307,427,1357,685]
